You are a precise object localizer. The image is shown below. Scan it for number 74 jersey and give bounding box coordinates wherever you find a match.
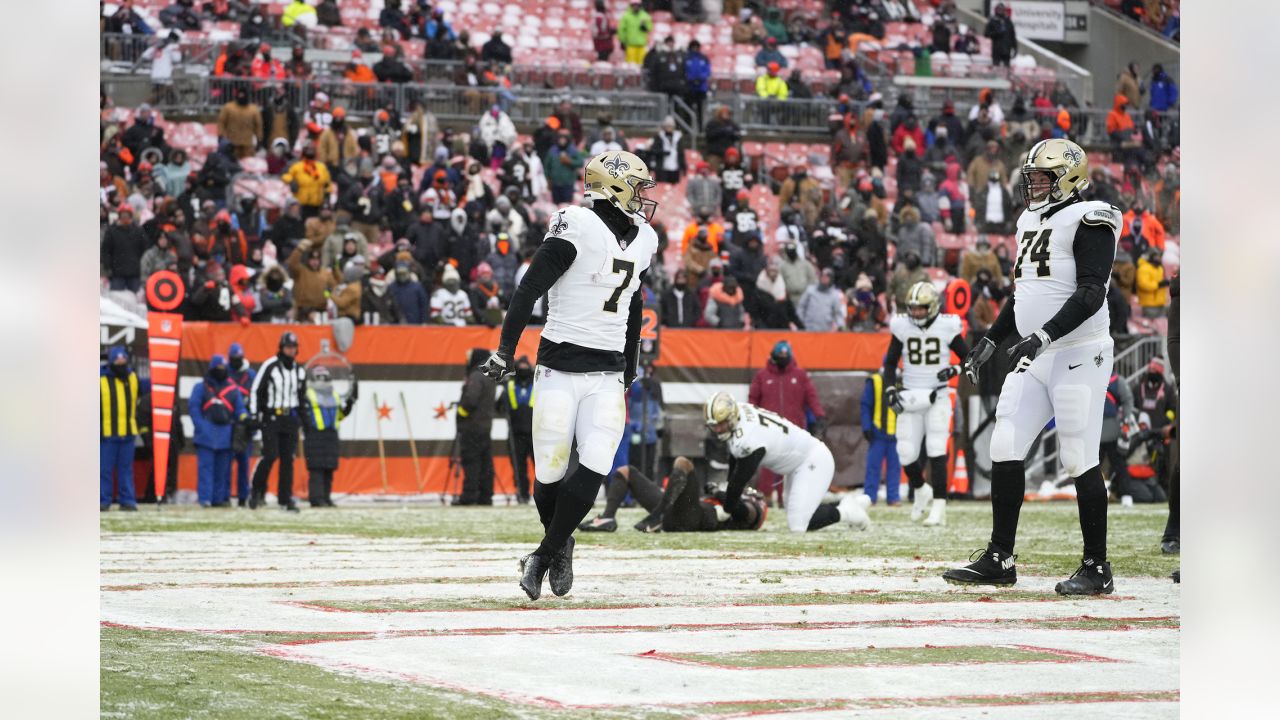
[889,314,964,391]
[540,205,659,352]
[727,403,822,476]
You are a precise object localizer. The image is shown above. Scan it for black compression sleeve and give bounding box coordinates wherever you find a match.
[987,294,1018,344]
[882,336,903,386]
[949,334,970,358]
[498,238,576,354]
[723,448,765,516]
[623,271,648,379]
[1041,223,1115,342]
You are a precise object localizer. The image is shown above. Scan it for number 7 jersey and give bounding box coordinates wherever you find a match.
[727,403,821,476]
[889,314,964,391]
[540,205,659,352]
[1012,200,1119,346]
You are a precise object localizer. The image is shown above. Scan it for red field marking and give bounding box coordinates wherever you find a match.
[635,643,1120,671]
[102,615,1178,645]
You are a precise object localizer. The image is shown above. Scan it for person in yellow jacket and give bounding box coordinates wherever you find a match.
[282,144,331,218]
[282,0,318,29]
[756,62,789,100]
[101,346,140,511]
[1135,247,1169,318]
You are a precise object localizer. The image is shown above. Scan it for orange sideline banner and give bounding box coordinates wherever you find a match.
[173,324,893,497]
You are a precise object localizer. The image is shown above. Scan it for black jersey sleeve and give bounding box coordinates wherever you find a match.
[498,238,576,355]
[949,334,970,358]
[1041,223,1115,342]
[987,294,1018,344]
[723,447,766,519]
[882,335,903,386]
[622,270,648,381]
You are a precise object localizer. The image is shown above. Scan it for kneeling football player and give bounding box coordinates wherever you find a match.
[703,392,871,533]
[578,457,770,532]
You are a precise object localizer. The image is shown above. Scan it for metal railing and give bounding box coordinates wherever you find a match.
[101,72,678,136]
[731,96,837,134]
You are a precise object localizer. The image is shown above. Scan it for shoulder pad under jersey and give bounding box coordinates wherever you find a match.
[1081,206,1121,231]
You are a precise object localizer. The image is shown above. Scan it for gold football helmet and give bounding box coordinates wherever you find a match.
[584,150,658,222]
[1021,138,1090,212]
[906,281,941,328]
[704,391,739,440]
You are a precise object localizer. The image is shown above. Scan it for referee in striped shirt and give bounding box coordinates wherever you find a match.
[249,331,307,511]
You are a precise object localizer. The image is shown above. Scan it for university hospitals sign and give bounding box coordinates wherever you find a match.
[1008,1,1067,42]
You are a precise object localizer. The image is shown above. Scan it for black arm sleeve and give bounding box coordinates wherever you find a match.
[622,270,648,379]
[723,448,766,518]
[949,334,970,358]
[987,294,1018,345]
[498,238,576,354]
[1041,223,1115,342]
[882,336,903,386]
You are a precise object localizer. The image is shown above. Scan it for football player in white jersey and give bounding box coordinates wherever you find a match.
[943,138,1121,596]
[480,150,660,601]
[704,392,871,534]
[883,281,969,527]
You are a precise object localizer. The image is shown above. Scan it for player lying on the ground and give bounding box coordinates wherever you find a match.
[943,138,1121,596]
[578,457,770,532]
[480,150,659,601]
[704,392,871,533]
[883,281,969,527]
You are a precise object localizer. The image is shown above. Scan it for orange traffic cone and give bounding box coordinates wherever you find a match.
[949,450,970,495]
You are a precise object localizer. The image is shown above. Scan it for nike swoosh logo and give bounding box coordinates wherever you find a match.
[1068,363,1082,370]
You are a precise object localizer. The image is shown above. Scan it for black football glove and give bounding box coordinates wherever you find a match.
[862,428,874,442]
[346,377,360,402]
[480,349,514,381]
[885,386,904,414]
[1007,329,1052,374]
[936,365,960,382]
[962,337,997,385]
[809,417,828,440]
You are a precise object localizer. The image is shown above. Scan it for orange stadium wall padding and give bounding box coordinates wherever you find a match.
[173,324,893,497]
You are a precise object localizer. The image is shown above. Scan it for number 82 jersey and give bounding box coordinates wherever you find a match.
[888,314,964,391]
[727,403,821,476]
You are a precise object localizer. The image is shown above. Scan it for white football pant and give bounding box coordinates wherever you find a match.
[989,338,1113,478]
[530,365,627,482]
[895,388,953,466]
[784,443,836,533]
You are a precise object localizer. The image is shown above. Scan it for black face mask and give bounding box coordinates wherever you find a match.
[210,367,228,382]
[229,356,244,371]
[785,248,798,260]
[111,363,130,378]
[266,275,284,291]
[904,256,921,270]
[516,364,533,380]
[771,353,791,369]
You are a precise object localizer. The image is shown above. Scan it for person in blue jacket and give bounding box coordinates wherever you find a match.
[861,371,900,505]
[1148,64,1179,112]
[627,363,664,480]
[226,342,257,506]
[188,355,247,507]
[684,40,711,129]
[101,346,141,511]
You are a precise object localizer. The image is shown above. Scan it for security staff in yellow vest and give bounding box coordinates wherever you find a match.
[860,371,900,505]
[501,356,535,504]
[101,346,140,511]
[301,366,356,507]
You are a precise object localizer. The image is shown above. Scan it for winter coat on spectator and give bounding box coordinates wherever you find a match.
[888,264,930,311]
[797,282,845,331]
[748,361,824,429]
[703,280,750,329]
[959,245,1004,286]
[682,237,716,287]
[318,125,360,168]
[832,127,867,168]
[321,229,368,274]
[754,47,787,69]
[1149,68,1178,111]
[1116,67,1142,109]
[361,273,401,325]
[373,54,414,84]
[616,6,653,50]
[1122,208,1166,252]
[866,117,888,170]
[140,241,177,280]
[305,214,336,244]
[1136,255,1167,309]
[685,48,711,94]
[1107,283,1130,336]
[755,72,789,99]
[895,149,923,196]
[479,110,518,152]
[728,239,767,288]
[893,208,936,267]
[286,241,337,313]
[685,174,721,217]
[779,172,823,229]
[390,276,430,324]
[543,144,585,188]
[282,158,331,209]
[917,173,942,223]
[660,283,701,327]
[1106,94,1135,137]
[891,122,925,156]
[189,270,241,323]
[966,152,1008,191]
[703,114,742,159]
[256,266,292,321]
[645,46,687,95]
[216,100,263,151]
[485,244,520,296]
[778,252,817,306]
[1112,249,1136,303]
[332,269,363,323]
[101,221,148,281]
[188,363,246,451]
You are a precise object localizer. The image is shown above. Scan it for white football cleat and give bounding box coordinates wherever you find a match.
[922,498,947,526]
[856,493,872,510]
[837,494,871,531]
[911,483,933,522]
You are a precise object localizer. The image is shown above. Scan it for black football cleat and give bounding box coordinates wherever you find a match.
[634,513,664,533]
[578,516,617,532]
[942,547,1018,586]
[1055,558,1115,595]
[548,536,575,597]
[1171,568,1180,583]
[518,553,551,601]
[1161,538,1180,555]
